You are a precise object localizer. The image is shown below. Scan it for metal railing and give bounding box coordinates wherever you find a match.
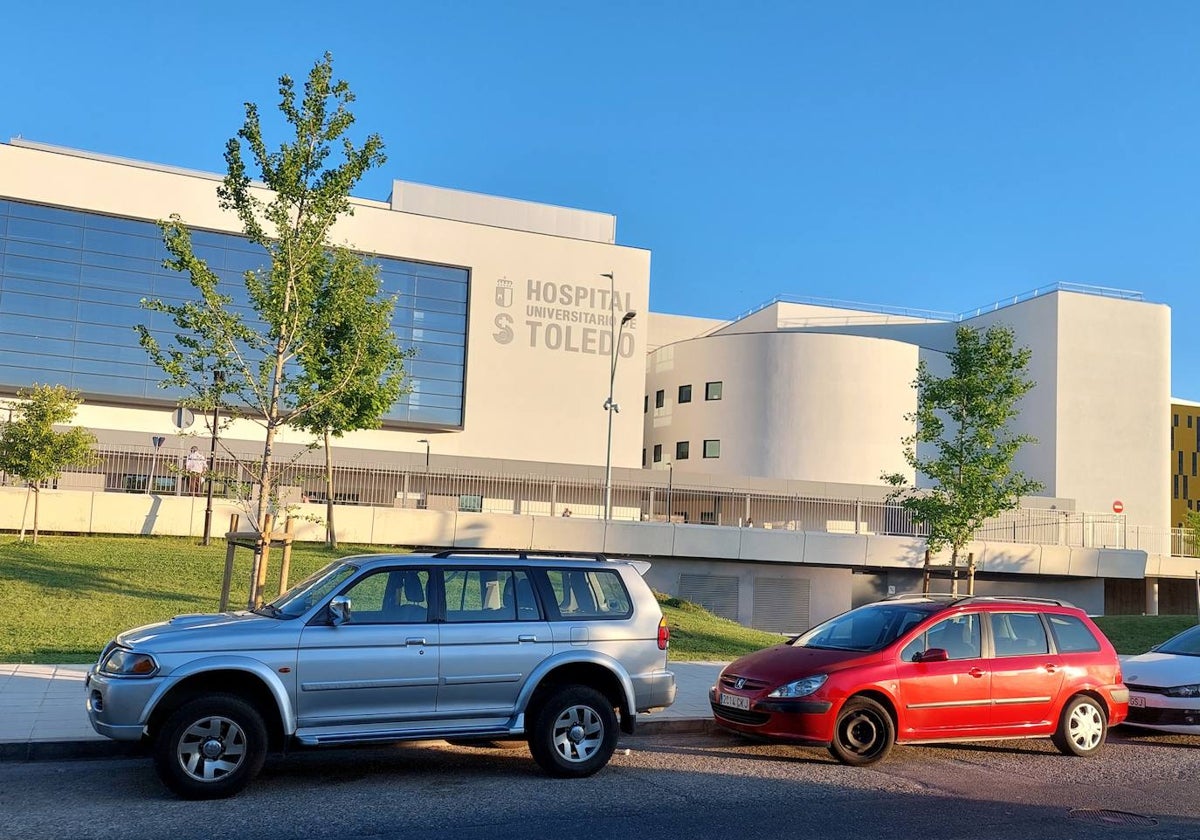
[19,442,1193,556]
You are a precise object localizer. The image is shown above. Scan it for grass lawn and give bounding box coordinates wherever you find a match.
[0,535,384,663]
[1093,614,1198,655]
[3,534,1190,664]
[657,594,782,660]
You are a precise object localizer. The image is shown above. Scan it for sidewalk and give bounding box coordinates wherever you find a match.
[0,661,725,761]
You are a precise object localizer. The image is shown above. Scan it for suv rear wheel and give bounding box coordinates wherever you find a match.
[1052,695,1107,757]
[153,694,268,799]
[528,685,618,777]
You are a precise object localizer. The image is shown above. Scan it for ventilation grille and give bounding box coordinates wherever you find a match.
[752,577,811,634]
[679,574,739,621]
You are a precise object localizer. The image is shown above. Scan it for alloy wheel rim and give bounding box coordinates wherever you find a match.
[1068,703,1104,750]
[552,704,604,763]
[177,715,247,782]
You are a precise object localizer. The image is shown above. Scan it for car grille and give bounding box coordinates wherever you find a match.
[1127,707,1200,726]
[719,674,771,691]
[711,702,770,726]
[1124,683,1166,694]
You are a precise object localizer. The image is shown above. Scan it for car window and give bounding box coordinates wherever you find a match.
[900,614,982,661]
[442,569,539,622]
[1046,614,1101,653]
[339,569,430,624]
[540,569,632,620]
[991,612,1050,657]
[1155,624,1200,656]
[795,605,930,652]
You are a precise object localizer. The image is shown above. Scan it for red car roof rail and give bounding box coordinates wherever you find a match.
[883,593,1075,608]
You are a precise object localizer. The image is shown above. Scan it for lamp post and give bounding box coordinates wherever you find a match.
[202,369,224,546]
[666,461,673,523]
[600,271,636,521]
[417,439,430,509]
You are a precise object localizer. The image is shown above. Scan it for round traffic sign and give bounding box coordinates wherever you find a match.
[172,407,195,430]
[1112,500,1124,514]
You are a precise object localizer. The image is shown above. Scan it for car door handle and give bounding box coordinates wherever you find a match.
[405,638,427,646]
[1044,664,1058,673]
[968,668,985,678]
[518,634,538,643]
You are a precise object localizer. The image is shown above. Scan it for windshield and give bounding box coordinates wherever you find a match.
[1157,624,1200,657]
[792,604,932,652]
[263,561,358,618]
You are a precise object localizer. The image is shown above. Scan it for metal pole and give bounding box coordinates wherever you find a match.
[417,439,430,509]
[602,272,616,521]
[202,370,223,546]
[666,462,673,523]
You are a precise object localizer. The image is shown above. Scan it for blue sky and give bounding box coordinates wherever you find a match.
[5,1,1198,394]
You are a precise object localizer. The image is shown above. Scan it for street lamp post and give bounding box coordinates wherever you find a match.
[666,461,673,523]
[417,439,430,509]
[600,272,636,521]
[202,369,224,546]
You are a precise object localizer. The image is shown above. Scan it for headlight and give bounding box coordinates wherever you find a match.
[1164,684,1200,698]
[768,674,828,698]
[100,648,159,677]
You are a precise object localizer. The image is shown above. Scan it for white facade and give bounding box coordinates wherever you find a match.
[0,141,651,469]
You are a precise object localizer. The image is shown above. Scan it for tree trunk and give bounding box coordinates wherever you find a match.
[324,427,337,549]
[922,548,931,594]
[949,546,959,597]
[966,551,977,596]
[32,485,40,545]
[249,423,279,609]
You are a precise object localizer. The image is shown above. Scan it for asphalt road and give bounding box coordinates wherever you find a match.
[3,728,1199,840]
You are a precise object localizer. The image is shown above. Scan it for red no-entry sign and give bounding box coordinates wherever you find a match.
[1113,500,1124,514]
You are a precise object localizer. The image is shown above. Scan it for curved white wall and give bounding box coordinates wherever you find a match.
[643,331,918,484]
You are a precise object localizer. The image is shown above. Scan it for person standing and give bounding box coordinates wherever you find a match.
[185,446,207,495]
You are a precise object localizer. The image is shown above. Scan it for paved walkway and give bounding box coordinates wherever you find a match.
[0,661,725,760]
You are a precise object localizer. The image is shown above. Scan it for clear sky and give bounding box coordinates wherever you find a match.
[4,2,1199,394]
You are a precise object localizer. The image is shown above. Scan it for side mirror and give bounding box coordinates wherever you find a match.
[329,595,351,627]
[914,648,949,663]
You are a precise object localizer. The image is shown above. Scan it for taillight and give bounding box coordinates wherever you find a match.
[658,616,670,650]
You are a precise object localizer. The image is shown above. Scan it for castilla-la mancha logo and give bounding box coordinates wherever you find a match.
[495,279,513,308]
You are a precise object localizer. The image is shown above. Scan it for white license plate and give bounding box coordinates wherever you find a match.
[719,692,750,711]
[1129,695,1146,708]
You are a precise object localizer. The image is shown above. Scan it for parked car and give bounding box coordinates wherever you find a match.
[86,550,675,799]
[1122,623,1200,733]
[711,594,1127,765]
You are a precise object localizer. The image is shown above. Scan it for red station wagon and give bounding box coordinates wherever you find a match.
[711,595,1128,765]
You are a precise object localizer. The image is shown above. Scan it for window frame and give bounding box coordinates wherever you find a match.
[675,440,690,461]
[705,381,723,401]
[678,384,692,404]
[703,439,721,459]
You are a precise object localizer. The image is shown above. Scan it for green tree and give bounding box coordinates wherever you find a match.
[291,248,412,548]
[0,384,97,544]
[137,53,388,603]
[883,325,1044,595]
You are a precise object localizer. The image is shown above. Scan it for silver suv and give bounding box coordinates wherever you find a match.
[86,550,676,799]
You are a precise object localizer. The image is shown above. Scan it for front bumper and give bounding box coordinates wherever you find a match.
[709,688,835,744]
[85,668,162,741]
[1123,691,1200,734]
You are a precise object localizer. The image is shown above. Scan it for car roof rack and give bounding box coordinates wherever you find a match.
[430,548,610,562]
[883,593,1075,608]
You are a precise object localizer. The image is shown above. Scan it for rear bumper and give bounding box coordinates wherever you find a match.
[632,669,677,712]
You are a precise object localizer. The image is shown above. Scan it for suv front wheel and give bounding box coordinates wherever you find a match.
[528,686,619,777]
[153,694,268,799]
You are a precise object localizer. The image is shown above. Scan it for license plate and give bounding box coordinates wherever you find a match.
[1129,695,1146,708]
[719,692,750,711]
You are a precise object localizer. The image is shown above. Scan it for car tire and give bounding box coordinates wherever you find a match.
[827,696,895,767]
[1051,695,1107,757]
[153,694,268,800]
[527,685,618,778]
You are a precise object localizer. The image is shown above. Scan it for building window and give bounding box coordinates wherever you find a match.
[1193,452,1197,477]
[644,395,648,414]
[655,389,665,409]
[705,381,723,401]
[675,441,689,460]
[1175,413,1180,427]
[1190,416,1194,429]
[653,444,662,463]
[1175,474,1180,499]
[678,384,692,404]
[703,439,721,458]
[1180,451,1185,474]
[642,448,646,467]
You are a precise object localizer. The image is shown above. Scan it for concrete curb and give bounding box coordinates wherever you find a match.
[0,717,717,763]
